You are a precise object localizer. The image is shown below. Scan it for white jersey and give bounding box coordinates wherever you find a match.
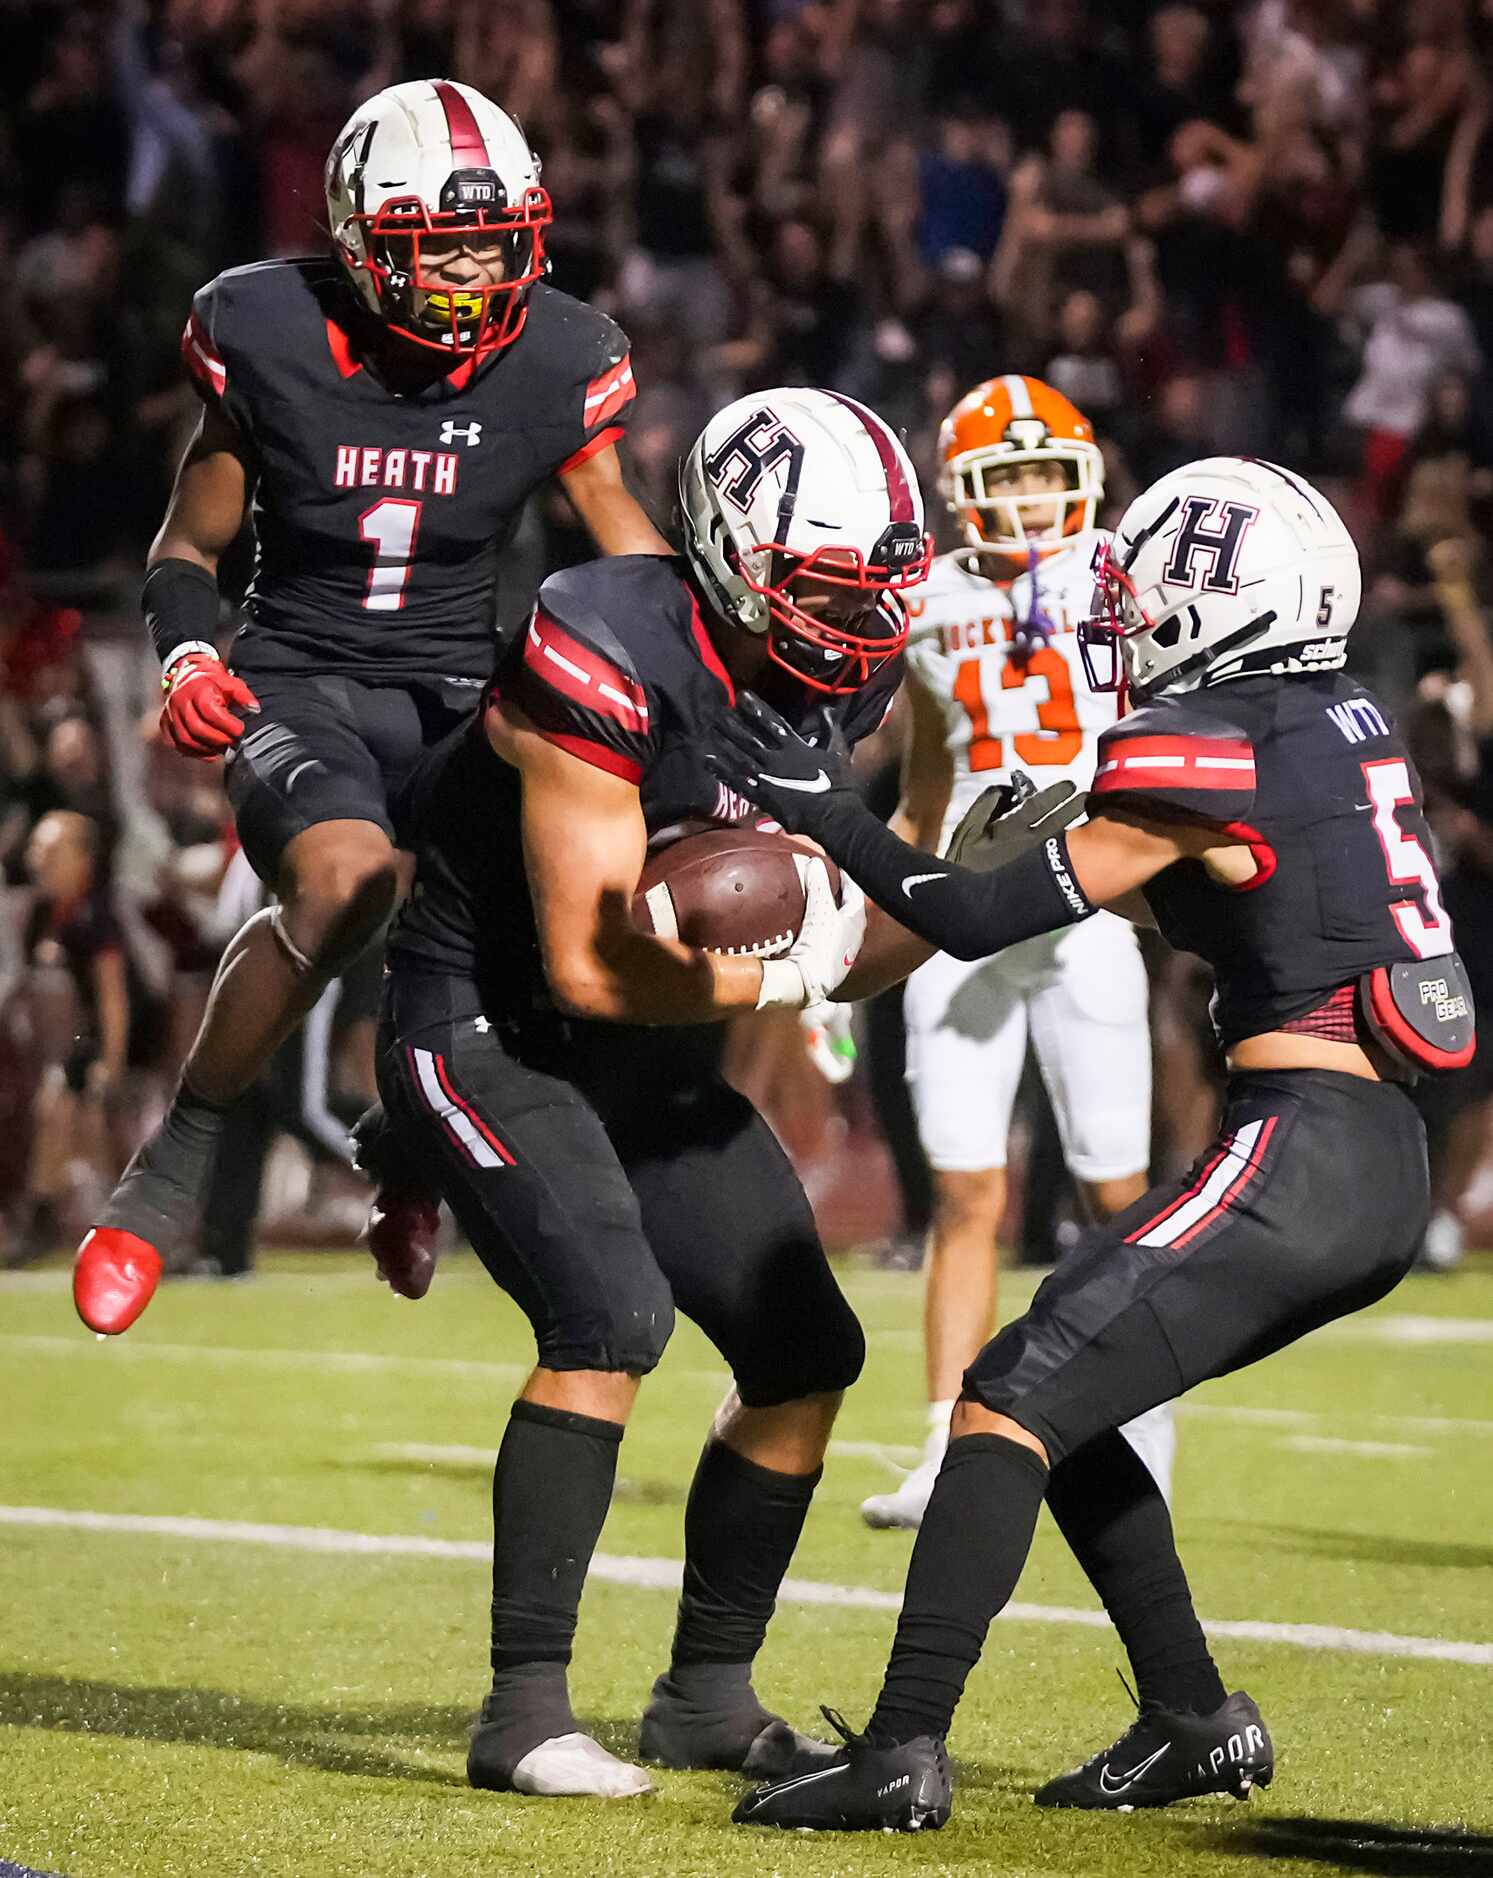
[903,532,1116,840]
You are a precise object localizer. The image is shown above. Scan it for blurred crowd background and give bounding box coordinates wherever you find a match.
[6,0,1493,1270]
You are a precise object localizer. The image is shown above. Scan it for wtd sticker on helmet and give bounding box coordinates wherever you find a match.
[872,523,926,567]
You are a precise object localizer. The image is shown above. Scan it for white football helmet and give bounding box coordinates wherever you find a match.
[324,78,550,357]
[1079,457,1361,699]
[679,389,932,695]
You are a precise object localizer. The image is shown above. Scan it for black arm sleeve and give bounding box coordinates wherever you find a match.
[809,793,1095,961]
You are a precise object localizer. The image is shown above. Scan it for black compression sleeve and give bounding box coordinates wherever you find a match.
[142,558,221,667]
[808,793,1095,960]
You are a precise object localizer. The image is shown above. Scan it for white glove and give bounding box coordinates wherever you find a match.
[801,999,858,1083]
[756,856,866,1009]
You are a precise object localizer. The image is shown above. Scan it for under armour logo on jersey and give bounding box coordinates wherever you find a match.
[1163,497,1259,594]
[439,420,483,448]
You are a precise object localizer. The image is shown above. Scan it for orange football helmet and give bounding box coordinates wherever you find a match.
[939,375,1104,559]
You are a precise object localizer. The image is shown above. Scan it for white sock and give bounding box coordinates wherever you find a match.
[923,1399,956,1464]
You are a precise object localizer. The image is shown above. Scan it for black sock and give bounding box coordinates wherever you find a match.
[99,1081,231,1256]
[1046,1426,1226,1716]
[868,1433,1049,1746]
[490,1399,622,1676]
[474,1399,623,1770]
[667,1439,819,1675]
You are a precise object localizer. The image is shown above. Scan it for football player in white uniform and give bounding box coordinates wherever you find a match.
[861,375,1174,1530]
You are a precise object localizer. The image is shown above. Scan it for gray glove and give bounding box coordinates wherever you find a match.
[943,774,1088,872]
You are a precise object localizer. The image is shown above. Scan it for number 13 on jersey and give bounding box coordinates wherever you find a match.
[953,646,1084,771]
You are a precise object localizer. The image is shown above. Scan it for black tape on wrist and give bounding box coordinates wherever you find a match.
[143,558,221,668]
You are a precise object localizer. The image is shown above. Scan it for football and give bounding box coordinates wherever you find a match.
[633,821,841,957]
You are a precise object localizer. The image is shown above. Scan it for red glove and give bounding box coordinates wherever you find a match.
[160,652,260,758]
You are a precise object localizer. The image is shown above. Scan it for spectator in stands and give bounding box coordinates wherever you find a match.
[1410,534,1493,1271]
[3,0,1493,1261]
[1344,241,1483,522]
[10,810,127,1262]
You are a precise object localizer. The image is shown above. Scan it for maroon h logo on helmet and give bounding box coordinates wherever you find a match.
[704,410,805,515]
[1162,497,1259,594]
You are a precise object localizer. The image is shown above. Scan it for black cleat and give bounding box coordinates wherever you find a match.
[1035,1690,1274,1809]
[732,1707,951,1832]
[639,1672,836,1778]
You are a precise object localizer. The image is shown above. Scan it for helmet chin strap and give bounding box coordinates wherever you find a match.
[1145,610,1277,696]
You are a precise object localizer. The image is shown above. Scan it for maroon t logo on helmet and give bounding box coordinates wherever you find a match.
[1162,497,1259,594]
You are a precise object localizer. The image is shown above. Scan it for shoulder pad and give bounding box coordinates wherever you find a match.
[1093,698,1256,822]
[503,560,681,781]
[536,557,684,667]
[525,287,635,469]
[182,260,330,411]
[526,285,631,386]
[183,274,231,403]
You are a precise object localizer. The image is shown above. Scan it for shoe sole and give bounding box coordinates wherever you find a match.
[1037,1763,1274,1811]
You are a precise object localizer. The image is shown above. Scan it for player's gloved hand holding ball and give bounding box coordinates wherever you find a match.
[160,651,261,758]
[707,692,859,838]
[757,855,866,1010]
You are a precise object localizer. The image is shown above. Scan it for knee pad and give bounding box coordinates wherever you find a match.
[734,1293,866,1408]
[535,1276,677,1379]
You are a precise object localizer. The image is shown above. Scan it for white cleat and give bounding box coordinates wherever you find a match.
[509,1732,654,1798]
[861,1455,941,1531]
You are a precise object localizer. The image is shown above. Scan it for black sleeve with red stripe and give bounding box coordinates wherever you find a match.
[554,318,637,479]
[501,594,656,784]
[180,277,251,437]
[1091,703,1256,824]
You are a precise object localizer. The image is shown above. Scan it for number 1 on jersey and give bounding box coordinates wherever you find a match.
[359,497,422,611]
[1361,757,1453,960]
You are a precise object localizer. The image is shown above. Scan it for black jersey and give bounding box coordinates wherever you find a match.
[388,554,901,1015]
[183,258,635,683]
[1090,673,1456,1046]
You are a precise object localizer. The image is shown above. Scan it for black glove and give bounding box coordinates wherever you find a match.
[706,691,859,836]
[943,775,1087,872]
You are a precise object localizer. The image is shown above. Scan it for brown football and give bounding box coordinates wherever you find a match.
[633,821,841,957]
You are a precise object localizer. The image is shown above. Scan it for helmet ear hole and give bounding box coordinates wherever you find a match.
[1150,617,1182,649]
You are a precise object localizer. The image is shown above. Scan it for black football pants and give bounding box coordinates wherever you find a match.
[376,974,866,1405]
[965,1068,1428,1461]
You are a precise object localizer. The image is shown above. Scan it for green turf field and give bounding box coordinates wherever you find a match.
[2,1251,1491,1878]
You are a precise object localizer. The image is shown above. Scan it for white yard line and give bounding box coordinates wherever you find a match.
[827,1439,921,1466]
[9,1332,1493,1437]
[0,1335,730,1389]
[373,1442,495,1466]
[1327,1314,1493,1344]
[1279,1435,1433,1459]
[2,1503,1489,1669]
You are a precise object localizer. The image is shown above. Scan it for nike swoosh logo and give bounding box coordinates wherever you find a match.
[750,1759,849,1799]
[759,770,832,793]
[901,872,948,895]
[1098,1743,1171,1794]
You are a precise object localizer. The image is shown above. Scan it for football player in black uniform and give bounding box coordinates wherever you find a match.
[362,387,931,1798]
[709,457,1475,1832]
[74,79,670,1335]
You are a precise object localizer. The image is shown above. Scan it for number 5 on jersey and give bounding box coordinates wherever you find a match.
[360,497,422,610]
[1362,757,1453,960]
